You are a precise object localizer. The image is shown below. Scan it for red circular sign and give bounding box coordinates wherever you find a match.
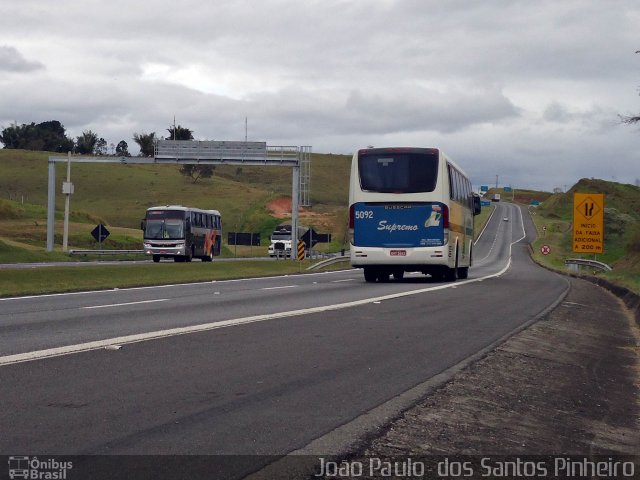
[540,245,551,255]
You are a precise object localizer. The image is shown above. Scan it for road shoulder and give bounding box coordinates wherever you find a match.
[359,276,640,455]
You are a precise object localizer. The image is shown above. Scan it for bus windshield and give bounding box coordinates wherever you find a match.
[144,211,185,240]
[358,150,439,193]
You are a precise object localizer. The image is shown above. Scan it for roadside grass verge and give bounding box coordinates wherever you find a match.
[527,207,640,295]
[0,260,329,297]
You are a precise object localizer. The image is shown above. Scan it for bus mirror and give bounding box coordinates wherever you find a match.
[473,194,481,216]
[140,219,146,230]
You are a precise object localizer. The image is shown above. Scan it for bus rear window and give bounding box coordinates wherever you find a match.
[358,151,439,193]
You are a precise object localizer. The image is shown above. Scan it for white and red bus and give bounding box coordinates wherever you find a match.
[142,205,222,262]
[349,147,481,282]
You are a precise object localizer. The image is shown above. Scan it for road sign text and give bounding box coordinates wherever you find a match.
[572,193,604,254]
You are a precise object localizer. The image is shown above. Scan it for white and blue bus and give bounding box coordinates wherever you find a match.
[142,205,222,263]
[348,147,481,282]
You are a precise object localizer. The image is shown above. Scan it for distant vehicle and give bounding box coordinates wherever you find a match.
[142,205,222,262]
[348,147,481,282]
[503,217,509,222]
[268,224,309,257]
[492,193,501,202]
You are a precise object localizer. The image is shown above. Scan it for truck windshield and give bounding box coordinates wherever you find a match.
[271,233,291,240]
[144,211,185,240]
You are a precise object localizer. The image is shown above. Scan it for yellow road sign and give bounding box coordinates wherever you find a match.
[297,240,305,261]
[572,193,604,253]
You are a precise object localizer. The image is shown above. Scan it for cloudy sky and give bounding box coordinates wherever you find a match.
[1,0,639,191]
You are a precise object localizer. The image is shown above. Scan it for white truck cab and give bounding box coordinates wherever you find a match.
[268,225,294,257]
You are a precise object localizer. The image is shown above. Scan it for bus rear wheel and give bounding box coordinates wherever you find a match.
[443,267,458,281]
[377,271,390,282]
[363,267,377,283]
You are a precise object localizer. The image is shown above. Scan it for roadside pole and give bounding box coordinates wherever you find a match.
[291,164,299,262]
[62,151,74,252]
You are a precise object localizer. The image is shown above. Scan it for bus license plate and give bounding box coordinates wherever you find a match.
[390,250,407,256]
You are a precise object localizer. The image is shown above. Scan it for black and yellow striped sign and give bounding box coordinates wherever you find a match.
[297,240,305,261]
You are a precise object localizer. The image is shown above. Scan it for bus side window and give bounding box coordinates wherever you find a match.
[451,167,460,202]
[448,165,455,200]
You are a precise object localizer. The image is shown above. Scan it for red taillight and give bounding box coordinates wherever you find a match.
[442,204,449,229]
[348,204,354,229]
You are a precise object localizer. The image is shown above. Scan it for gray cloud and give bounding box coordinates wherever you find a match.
[0,45,44,73]
[1,0,639,191]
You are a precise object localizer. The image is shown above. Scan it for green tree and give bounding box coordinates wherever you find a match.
[37,120,75,152]
[0,120,73,152]
[132,132,156,157]
[116,140,130,157]
[180,164,215,183]
[167,124,193,140]
[0,122,30,149]
[95,137,107,155]
[74,130,98,155]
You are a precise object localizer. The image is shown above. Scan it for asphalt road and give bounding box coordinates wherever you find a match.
[0,203,569,477]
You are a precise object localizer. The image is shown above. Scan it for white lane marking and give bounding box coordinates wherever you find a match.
[475,203,526,264]
[0,263,512,367]
[83,299,169,310]
[261,285,297,291]
[331,279,355,283]
[474,205,502,263]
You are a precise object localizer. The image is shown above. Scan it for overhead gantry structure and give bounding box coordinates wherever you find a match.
[46,140,312,256]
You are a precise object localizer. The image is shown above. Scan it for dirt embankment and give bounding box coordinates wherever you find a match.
[266,197,337,232]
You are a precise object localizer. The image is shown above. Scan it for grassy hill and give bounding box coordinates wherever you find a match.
[0,149,352,258]
[525,178,640,293]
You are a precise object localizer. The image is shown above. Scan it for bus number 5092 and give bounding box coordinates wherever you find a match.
[355,210,374,220]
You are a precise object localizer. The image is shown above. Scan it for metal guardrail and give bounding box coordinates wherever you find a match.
[306,255,350,271]
[564,258,612,272]
[69,249,145,256]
